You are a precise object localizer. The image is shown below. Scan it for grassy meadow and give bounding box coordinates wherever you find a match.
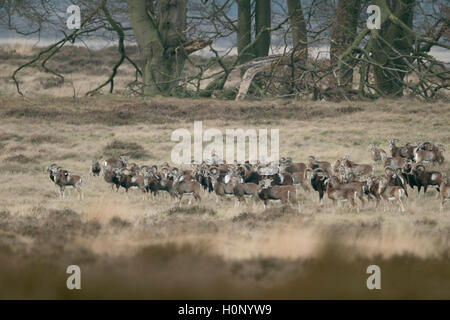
[0,44,449,299]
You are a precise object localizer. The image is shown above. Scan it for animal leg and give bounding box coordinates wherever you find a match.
[398,197,405,213]
[76,186,83,200]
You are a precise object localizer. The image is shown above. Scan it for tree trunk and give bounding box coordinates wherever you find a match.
[287,0,307,64]
[237,0,254,63]
[330,0,362,88]
[127,0,187,96]
[255,0,271,57]
[145,0,154,13]
[372,0,415,97]
[286,0,307,93]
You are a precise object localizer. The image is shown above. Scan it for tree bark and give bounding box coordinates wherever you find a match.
[287,0,307,64]
[127,0,187,96]
[330,0,362,88]
[145,0,154,13]
[255,0,271,57]
[237,0,254,63]
[372,0,415,97]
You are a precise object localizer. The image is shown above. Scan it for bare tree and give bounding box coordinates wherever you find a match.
[127,0,211,96]
[2,0,448,100]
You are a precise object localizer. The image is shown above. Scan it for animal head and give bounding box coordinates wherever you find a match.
[412,164,426,174]
[402,162,412,174]
[209,166,218,176]
[311,168,328,179]
[46,163,59,174]
[342,172,356,183]
[280,157,292,167]
[92,160,100,169]
[261,178,273,189]
[119,155,129,165]
[129,162,140,170]
[379,176,389,188]
[384,166,395,177]
[161,167,169,176]
[389,139,398,150]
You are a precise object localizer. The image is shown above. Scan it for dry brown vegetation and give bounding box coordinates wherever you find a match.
[0,44,227,97]
[0,43,449,298]
[0,92,449,299]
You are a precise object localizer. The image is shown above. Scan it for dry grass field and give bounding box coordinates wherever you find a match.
[0,94,449,299]
[0,45,450,299]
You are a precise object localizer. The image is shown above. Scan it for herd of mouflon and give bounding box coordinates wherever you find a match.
[46,140,449,212]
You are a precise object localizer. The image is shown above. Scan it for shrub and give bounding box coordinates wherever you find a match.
[103,139,150,159]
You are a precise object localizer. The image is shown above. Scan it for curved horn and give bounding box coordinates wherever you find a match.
[414,164,426,171]
[401,162,412,173]
[418,141,433,150]
[384,166,395,175]
[314,167,329,177]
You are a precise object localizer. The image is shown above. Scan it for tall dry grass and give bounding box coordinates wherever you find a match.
[0,90,449,298]
[0,43,235,97]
